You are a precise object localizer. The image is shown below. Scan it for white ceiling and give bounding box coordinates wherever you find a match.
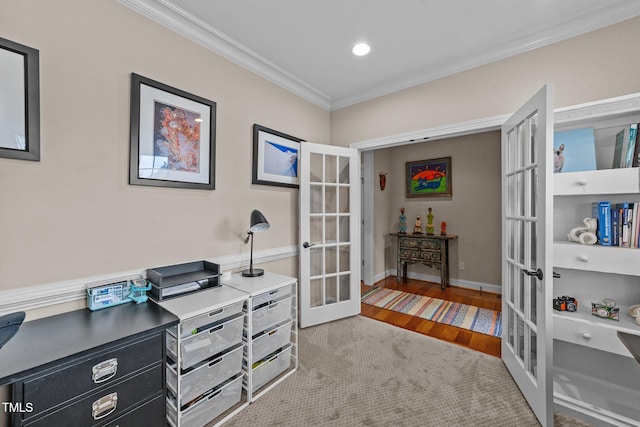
[121,0,640,111]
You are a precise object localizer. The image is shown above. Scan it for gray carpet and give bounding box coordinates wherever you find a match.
[224,315,592,427]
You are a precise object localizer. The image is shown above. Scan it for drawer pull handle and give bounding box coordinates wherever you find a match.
[578,255,589,262]
[209,356,223,367]
[208,308,224,317]
[268,302,279,310]
[268,329,278,336]
[92,358,118,384]
[576,179,587,186]
[269,289,279,295]
[92,392,118,420]
[209,324,224,334]
[581,332,591,340]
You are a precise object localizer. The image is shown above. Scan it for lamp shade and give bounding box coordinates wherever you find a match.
[249,210,270,232]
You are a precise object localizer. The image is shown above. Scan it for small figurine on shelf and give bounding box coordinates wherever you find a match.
[426,207,435,235]
[440,221,447,236]
[398,207,407,234]
[567,217,597,245]
[413,216,423,235]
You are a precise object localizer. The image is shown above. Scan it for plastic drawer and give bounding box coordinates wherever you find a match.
[179,301,244,338]
[251,320,293,362]
[252,283,295,309]
[251,345,292,393]
[167,374,242,427]
[167,343,243,404]
[167,314,244,370]
[252,295,293,336]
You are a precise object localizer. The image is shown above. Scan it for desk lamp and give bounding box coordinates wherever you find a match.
[242,209,270,277]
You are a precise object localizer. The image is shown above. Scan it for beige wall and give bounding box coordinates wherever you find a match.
[333,16,640,284]
[0,0,329,292]
[379,132,501,286]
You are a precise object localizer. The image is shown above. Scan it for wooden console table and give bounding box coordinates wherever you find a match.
[390,233,457,290]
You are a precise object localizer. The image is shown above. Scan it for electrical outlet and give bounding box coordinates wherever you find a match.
[459,261,465,270]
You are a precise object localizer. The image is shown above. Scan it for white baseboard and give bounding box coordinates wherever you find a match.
[369,269,502,295]
[0,245,298,317]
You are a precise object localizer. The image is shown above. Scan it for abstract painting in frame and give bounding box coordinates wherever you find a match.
[406,157,452,198]
[129,73,216,190]
[252,124,303,188]
[0,37,40,161]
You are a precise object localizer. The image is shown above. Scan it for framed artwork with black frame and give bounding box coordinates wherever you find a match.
[0,37,40,161]
[405,156,452,198]
[129,73,216,190]
[252,124,303,188]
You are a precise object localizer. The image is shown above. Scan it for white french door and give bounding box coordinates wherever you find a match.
[299,141,360,328]
[501,85,554,427]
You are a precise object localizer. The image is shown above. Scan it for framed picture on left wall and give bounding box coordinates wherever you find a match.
[0,37,40,161]
[129,73,216,190]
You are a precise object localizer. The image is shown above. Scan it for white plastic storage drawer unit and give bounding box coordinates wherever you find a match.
[166,313,244,370]
[250,344,292,393]
[167,343,243,404]
[179,300,244,337]
[167,374,243,427]
[251,319,293,362]
[252,295,294,335]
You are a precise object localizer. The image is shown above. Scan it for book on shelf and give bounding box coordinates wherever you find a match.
[592,201,612,246]
[624,124,638,168]
[595,200,640,248]
[611,206,619,247]
[612,123,640,169]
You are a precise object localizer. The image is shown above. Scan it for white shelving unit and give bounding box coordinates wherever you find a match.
[222,271,298,402]
[158,285,250,427]
[552,106,640,426]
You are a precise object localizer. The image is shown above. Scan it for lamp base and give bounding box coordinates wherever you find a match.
[242,268,264,277]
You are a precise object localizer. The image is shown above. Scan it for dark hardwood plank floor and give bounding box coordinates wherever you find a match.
[360,276,502,358]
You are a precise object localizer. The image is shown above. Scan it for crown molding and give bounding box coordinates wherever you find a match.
[120,1,640,112]
[333,3,640,110]
[118,0,332,110]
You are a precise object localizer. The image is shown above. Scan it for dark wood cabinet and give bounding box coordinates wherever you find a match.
[0,302,178,426]
[390,233,457,290]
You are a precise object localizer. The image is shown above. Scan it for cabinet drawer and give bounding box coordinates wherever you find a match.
[252,296,293,336]
[554,167,640,195]
[554,242,640,275]
[178,301,244,338]
[554,315,635,357]
[167,314,243,370]
[167,343,243,404]
[250,345,292,393]
[399,238,420,249]
[23,333,162,417]
[101,394,164,427]
[252,283,295,309]
[251,320,293,362]
[419,240,441,250]
[24,364,163,427]
[167,374,242,427]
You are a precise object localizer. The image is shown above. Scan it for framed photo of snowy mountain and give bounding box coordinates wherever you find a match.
[252,124,303,188]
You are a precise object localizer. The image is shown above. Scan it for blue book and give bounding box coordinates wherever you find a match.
[592,201,611,246]
[611,207,619,246]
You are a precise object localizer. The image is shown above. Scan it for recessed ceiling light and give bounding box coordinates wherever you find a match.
[352,43,370,56]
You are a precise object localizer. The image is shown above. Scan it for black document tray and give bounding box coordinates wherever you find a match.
[146,260,220,301]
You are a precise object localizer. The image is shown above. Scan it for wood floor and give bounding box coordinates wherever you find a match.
[360,276,502,358]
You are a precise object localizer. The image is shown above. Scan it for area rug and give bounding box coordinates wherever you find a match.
[361,286,502,338]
